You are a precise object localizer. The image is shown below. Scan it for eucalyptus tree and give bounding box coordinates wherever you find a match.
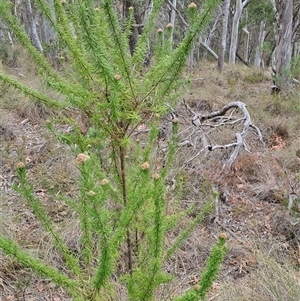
[24,0,43,51]
[274,0,293,93]
[217,0,230,71]
[245,0,274,68]
[229,0,251,64]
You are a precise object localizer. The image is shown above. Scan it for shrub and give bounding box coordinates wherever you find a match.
[0,1,226,300]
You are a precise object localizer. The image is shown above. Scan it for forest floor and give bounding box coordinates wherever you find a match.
[0,61,300,300]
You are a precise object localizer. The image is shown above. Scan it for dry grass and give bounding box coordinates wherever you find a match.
[213,239,300,301]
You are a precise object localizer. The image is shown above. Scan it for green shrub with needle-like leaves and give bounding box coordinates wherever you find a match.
[0,0,226,300]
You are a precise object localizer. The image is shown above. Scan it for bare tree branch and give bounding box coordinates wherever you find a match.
[188,101,264,168]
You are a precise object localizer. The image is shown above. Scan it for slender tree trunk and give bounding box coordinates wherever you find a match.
[229,0,242,63]
[202,7,221,58]
[218,0,230,72]
[229,0,249,64]
[169,0,177,25]
[243,27,250,63]
[275,0,293,93]
[169,0,177,48]
[24,0,43,52]
[200,40,218,60]
[242,27,249,63]
[123,0,143,55]
[254,21,266,68]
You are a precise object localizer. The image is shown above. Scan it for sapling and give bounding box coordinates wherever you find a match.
[0,0,226,300]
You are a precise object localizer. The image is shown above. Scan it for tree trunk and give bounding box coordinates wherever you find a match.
[229,0,249,64]
[242,27,249,63]
[200,40,218,60]
[275,0,293,93]
[202,7,221,58]
[123,0,144,56]
[169,0,177,48]
[24,0,43,52]
[217,0,230,72]
[254,20,266,68]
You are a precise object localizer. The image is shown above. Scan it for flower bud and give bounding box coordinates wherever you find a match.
[194,284,200,291]
[76,153,90,163]
[87,190,96,196]
[141,162,150,170]
[219,232,227,240]
[101,179,109,185]
[188,2,197,9]
[153,173,160,180]
[17,162,25,169]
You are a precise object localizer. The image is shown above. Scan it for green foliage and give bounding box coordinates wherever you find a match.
[175,234,227,301]
[291,55,300,80]
[0,0,225,300]
[247,0,274,25]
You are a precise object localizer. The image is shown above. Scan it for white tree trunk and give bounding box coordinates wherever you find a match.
[170,0,177,26]
[254,21,266,68]
[169,0,177,48]
[202,7,222,58]
[200,40,218,60]
[275,0,293,93]
[217,0,230,72]
[24,0,43,52]
[242,27,249,63]
[229,0,249,64]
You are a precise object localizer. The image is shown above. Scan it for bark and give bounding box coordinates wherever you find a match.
[167,0,188,27]
[0,24,5,42]
[254,21,266,68]
[217,0,230,72]
[169,0,177,27]
[229,0,250,64]
[123,0,144,56]
[202,7,222,58]
[24,0,43,52]
[275,0,293,93]
[292,2,300,43]
[169,0,177,48]
[242,27,249,63]
[200,40,218,60]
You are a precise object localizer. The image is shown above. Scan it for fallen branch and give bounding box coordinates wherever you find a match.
[186,101,264,168]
